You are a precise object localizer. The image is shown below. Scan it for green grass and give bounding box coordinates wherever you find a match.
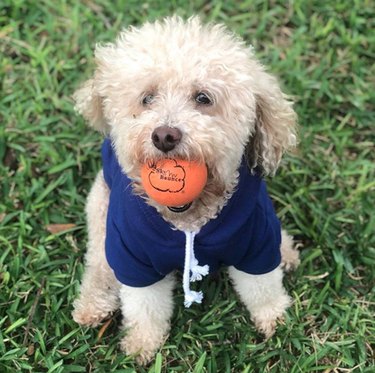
[1,0,374,372]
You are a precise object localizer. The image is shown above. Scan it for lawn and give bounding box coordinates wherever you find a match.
[0,0,374,372]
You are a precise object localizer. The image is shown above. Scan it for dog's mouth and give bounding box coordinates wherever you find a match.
[140,156,208,212]
[167,203,192,213]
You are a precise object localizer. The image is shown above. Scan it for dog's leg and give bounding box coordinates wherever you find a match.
[119,275,175,365]
[280,230,300,272]
[228,266,291,338]
[72,170,120,327]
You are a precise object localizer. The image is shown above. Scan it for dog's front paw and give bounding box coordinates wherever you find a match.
[251,294,291,339]
[120,326,166,365]
[253,314,280,339]
[72,299,111,327]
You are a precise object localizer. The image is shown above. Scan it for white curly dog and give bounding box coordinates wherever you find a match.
[72,16,300,364]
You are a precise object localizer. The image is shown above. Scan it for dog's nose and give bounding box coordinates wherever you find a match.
[151,126,182,153]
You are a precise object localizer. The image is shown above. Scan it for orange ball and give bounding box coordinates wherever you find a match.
[141,159,207,207]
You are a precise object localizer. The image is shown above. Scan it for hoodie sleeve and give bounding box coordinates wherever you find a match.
[234,189,282,275]
[105,217,165,287]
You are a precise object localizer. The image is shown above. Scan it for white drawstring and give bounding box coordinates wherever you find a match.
[182,231,209,307]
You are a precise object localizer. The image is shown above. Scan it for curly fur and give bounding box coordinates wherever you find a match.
[72,16,299,364]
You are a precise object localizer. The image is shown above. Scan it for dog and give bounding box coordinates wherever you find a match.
[72,16,300,364]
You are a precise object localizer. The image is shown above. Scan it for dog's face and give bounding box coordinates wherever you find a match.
[74,16,296,207]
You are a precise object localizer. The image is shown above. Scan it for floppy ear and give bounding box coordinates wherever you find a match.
[73,78,108,133]
[245,70,297,176]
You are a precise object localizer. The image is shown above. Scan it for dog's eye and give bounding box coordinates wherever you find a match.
[195,92,212,105]
[142,94,154,106]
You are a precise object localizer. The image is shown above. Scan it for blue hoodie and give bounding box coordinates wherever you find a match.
[102,138,281,288]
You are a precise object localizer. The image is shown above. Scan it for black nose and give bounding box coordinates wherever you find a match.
[151,126,182,153]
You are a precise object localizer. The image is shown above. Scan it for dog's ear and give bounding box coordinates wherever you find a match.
[73,78,108,133]
[245,70,297,176]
